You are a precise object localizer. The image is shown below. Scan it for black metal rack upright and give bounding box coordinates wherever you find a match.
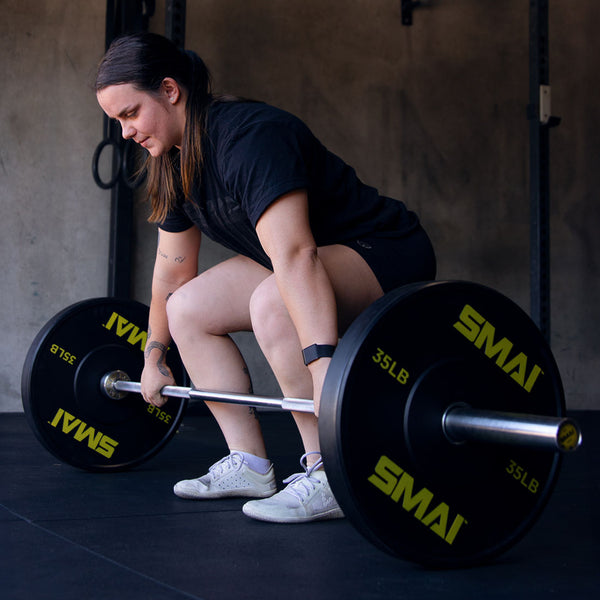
[403,3,559,342]
[98,1,155,298]
[529,0,559,343]
[94,0,186,298]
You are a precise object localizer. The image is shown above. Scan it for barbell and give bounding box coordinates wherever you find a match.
[101,372,578,453]
[21,280,582,567]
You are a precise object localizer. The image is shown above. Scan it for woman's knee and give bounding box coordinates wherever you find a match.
[165,278,218,336]
[165,284,201,339]
[249,278,296,350]
[168,256,270,341]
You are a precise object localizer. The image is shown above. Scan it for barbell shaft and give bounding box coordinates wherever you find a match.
[111,378,315,413]
[105,372,581,453]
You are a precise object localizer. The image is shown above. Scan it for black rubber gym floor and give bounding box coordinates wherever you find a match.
[2,408,598,600]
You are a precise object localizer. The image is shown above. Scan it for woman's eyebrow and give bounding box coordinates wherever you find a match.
[116,105,137,118]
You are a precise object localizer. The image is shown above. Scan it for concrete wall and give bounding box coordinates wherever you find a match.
[1,0,108,411]
[2,0,599,412]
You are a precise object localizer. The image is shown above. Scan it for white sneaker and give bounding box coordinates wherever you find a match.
[173,452,277,499]
[242,452,344,523]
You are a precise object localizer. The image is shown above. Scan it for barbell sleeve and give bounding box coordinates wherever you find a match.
[443,405,582,453]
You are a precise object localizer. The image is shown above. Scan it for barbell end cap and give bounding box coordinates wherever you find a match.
[556,418,583,453]
[101,370,131,400]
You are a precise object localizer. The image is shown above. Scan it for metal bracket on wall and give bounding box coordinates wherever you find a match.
[166,0,186,49]
[401,0,425,26]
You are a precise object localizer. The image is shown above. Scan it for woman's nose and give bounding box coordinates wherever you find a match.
[121,123,136,140]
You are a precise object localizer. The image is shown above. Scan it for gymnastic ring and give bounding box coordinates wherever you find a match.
[121,139,146,190]
[92,138,122,190]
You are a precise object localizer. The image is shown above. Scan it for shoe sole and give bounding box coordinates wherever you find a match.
[242,505,345,523]
[174,487,277,500]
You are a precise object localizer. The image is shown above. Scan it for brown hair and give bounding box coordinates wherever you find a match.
[95,33,213,222]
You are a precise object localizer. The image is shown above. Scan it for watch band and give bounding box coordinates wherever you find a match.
[302,343,336,366]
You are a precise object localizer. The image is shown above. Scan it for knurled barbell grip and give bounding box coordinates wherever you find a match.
[443,404,582,453]
[188,388,314,413]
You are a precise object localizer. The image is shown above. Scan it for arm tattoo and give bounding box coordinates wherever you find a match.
[157,361,170,377]
[174,256,186,263]
[158,248,168,259]
[145,340,167,360]
[145,340,170,376]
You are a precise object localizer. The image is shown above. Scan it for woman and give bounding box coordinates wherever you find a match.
[95,33,436,523]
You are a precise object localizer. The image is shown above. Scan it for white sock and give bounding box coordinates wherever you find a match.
[235,451,271,475]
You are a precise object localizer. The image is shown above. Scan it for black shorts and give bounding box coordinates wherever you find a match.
[341,225,437,293]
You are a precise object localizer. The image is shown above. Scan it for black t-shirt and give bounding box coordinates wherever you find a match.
[159,101,419,269]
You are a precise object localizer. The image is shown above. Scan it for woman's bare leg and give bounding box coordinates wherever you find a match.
[249,244,384,463]
[166,255,272,457]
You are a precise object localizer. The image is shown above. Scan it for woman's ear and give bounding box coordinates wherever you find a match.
[161,77,181,104]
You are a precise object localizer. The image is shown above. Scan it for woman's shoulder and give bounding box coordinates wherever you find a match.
[208,100,305,134]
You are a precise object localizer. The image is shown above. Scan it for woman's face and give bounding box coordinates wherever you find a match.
[96,79,185,157]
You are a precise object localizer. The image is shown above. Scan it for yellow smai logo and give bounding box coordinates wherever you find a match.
[368,455,468,545]
[453,304,544,393]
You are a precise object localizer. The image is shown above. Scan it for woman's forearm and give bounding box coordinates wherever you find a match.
[271,247,338,352]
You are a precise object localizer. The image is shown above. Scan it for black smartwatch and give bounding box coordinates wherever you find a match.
[302,344,336,366]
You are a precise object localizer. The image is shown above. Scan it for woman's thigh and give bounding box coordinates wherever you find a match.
[167,254,272,335]
[250,244,385,338]
[318,244,385,334]
[171,244,384,338]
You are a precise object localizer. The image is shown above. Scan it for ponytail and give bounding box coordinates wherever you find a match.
[179,49,213,218]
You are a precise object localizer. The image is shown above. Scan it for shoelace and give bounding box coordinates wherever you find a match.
[209,452,244,479]
[282,451,324,502]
